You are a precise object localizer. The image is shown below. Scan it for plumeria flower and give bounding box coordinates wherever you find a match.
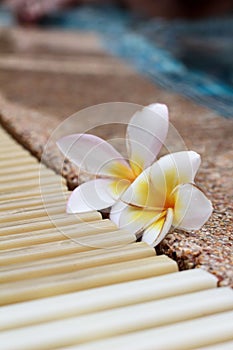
[111,151,213,247]
[57,103,169,213]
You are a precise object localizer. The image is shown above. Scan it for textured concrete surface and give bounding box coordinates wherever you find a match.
[0,28,232,286]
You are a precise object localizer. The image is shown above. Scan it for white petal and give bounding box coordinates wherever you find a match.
[126,104,169,175]
[173,183,213,230]
[108,178,132,201]
[66,179,116,213]
[121,167,167,210]
[119,205,162,237]
[150,151,201,197]
[57,134,132,178]
[147,103,169,117]
[110,201,128,226]
[142,208,173,247]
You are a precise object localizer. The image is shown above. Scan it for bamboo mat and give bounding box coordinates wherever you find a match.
[0,124,233,349]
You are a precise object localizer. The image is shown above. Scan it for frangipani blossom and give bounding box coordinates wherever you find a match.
[57,103,169,213]
[111,151,213,247]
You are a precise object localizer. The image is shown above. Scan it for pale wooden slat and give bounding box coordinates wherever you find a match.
[0,137,19,144]
[60,311,233,350]
[0,219,117,249]
[0,185,69,201]
[0,212,72,230]
[0,150,33,160]
[0,174,66,193]
[0,203,67,222]
[0,156,38,168]
[0,218,116,254]
[0,229,135,266]
[0,269,217,332]
[0,191,70,210]
[0,289,232,350]
[0,143,25,151]
[0,242,154,282]
[0,211,101,236]
[0,256,177,305]
[0,148,27,157]
[0,136,19,144]
[0,163,44,175]
[197,340,233,349]
[0,167,61,184]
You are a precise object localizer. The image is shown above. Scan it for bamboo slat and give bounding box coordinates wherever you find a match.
[0,268,217,332]
[0,255,177,305]
[0,242,155,283]
[60,311,233,350]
